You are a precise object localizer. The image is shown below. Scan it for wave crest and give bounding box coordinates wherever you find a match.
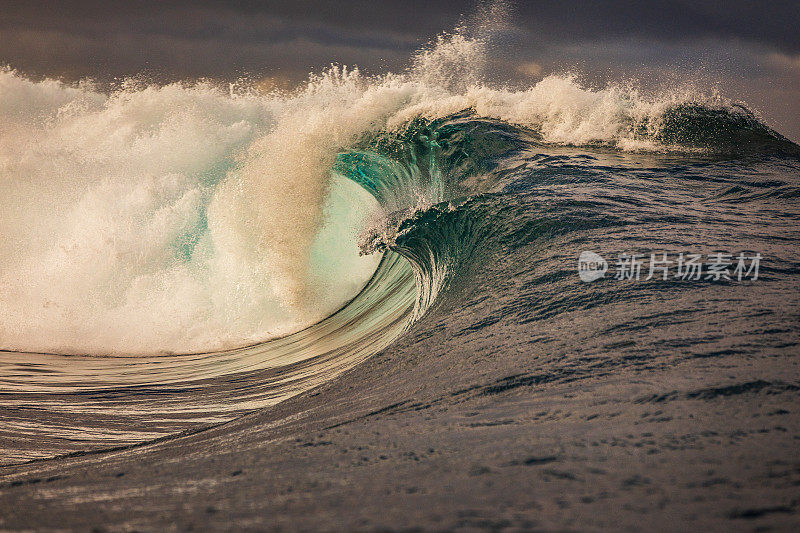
[1,25,795,355]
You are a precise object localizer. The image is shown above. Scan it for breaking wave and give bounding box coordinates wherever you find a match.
[2,16,799,464]
[2,28,793,356]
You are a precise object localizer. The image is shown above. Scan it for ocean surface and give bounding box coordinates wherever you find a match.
[1,29,799,530]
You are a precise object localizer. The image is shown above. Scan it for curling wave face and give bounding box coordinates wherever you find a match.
[2,28,798,463]
[3,31,795,356]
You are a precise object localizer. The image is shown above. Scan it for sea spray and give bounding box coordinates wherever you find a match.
[0,26,786,355]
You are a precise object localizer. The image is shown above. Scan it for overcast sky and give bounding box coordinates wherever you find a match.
[2,0,798,140]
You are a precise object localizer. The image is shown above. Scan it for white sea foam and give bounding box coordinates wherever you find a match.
[0,29,719,355]
[0,70,388,355]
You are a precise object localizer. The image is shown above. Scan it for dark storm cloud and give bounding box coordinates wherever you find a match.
[0,1,460,80]
[514,1,800,54]
[2,1,799,79]
[1,1,798,139]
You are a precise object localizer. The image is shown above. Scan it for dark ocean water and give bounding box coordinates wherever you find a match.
[1,69,799,529]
